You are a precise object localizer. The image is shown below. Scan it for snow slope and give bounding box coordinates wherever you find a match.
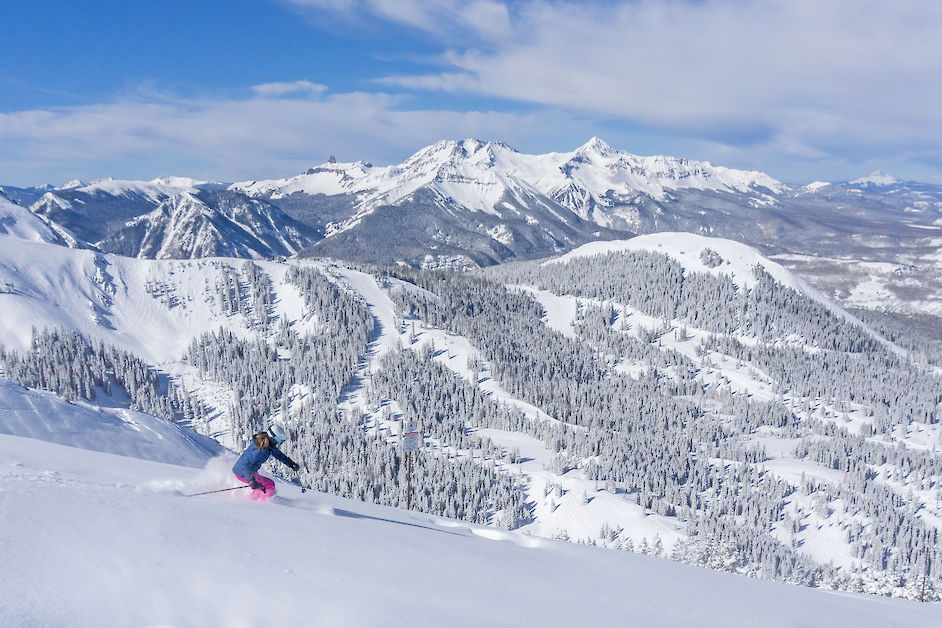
[64,176,214,202]
[0,236,254,360]
[0,196,65,245]
[548,232,883,337]
[0,376,220,466]
[2,426,939,627]
[552,231,826,293]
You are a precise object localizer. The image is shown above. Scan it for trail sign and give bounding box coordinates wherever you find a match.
[401,419,420,509]
[402,420,420,452]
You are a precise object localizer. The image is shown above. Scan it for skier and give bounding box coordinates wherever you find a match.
[232,424,300,501]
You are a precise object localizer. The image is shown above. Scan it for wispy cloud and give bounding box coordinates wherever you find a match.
[251,80,328,97]
[286,0,511,41]
[300,0,942,179]
[0,87,592,186]
[3,1,940,185]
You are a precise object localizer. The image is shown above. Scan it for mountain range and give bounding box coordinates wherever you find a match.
[3,137,942,312]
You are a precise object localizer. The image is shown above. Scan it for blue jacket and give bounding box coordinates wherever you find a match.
[232,443,295,480]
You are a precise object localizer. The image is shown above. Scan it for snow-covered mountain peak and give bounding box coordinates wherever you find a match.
[78,177,204,200]
[35,191,73,210]
[567,144,781,194]
[401,137,515,170]
[226,138,787,228]
[149,176,220,189]
[458,137,487,155]
[57,179,87,190]
[531,142,783,226]
[327,138,537,216]
[304,159,374,174]
[851,171,898,186]
[575,136,616,157]
[230,160,378,199]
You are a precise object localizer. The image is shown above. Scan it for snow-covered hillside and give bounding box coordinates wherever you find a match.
[550,232,881,336]
[3,205,942,603]
[480,233,942,592]
[2,401,939,627]
[553,232,817,291]
[0,376,220,465]
[0,196,66,245]
[0,229,685,550]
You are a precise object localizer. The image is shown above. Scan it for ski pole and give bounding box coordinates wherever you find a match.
[186,485,250,497]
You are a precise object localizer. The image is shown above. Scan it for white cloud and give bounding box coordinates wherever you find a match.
[251,80,328,97]
[0,88,593,186]
[361,0,942,177]
[286,0,511,41]
[3,1,941,185]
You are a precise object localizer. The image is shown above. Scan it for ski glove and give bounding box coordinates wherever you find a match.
[250,478,266,493]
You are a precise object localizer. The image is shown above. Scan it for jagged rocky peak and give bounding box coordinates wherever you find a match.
[561,137,781,193]
[99,190,317,260]
[575,136,616,156]
[303,159,374,175]
[33,191,73,210]
[403,138,520,168]
[155,190,205,214]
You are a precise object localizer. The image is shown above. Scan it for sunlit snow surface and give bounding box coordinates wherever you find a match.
[2,409,940,627]
[0,197,64,244]
[65,176,208,202]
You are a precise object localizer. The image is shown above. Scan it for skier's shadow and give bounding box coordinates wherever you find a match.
[332,508,468,538]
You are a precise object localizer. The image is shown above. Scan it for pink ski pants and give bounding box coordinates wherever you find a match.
[235,474,276,501]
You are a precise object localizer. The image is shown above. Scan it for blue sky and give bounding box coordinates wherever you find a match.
[2,0,941,186]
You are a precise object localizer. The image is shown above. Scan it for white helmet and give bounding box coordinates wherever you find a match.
[268,423,287,445]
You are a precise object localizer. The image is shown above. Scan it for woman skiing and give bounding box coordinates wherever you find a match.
[232,424,300,501]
